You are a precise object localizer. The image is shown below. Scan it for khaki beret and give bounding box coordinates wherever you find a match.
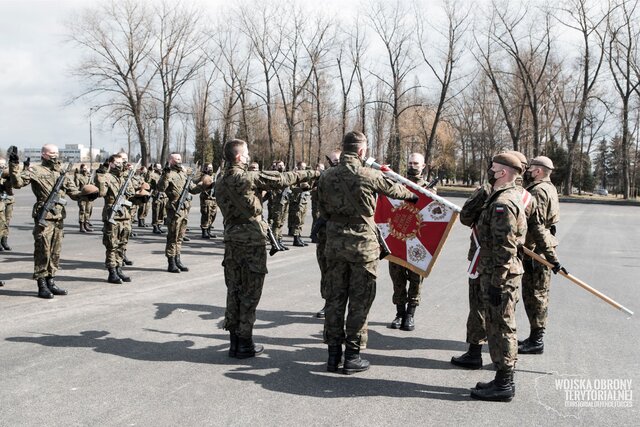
[79,184,99,196]
[201,174,213,188]
[505,150,528,168]
[530,156,554,170]
[492,153,523,173]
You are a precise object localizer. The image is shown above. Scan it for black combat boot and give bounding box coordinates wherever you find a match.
[475,371,516,395]
[390,304,406,329]
[228,332,238,358]
[278,239,289,250]
[123,254,133,266]
[451,343,483,369]
[0,280,4,286]
[116,267,131,282]
[85,222,94,232]
[401,304,416,331]
[167,257,180,273]
[37,278,53,299]
[0,236,9,250]
[107,267,123,284]
[183,235,191,242]
[518,328,544,354]
[293,235,306,247]
[316,304,326,319]
[235,336,264,359]
[208,227,217,238]
[152,224,162,234]
[46,277,68,295]
[79,222,86,233]
[471,370,515,401]
[201,229,210,239]
[175,255,189,272]
[0,243,3,252]
[343,348,370,375]
[327,345,343,372]
[138,219,143,227]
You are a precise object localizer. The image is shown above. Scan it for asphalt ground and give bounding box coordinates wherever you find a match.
[0,190,638,426]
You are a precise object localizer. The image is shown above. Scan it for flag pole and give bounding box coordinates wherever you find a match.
[365,158,462,213]
[523,247,634,316]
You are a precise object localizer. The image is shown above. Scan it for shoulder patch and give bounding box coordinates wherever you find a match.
[495,205,505,214]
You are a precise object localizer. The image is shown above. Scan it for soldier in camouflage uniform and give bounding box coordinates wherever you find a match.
[318,131,416,374]
[289,161,311,247]
[134,166,151,228]
[312,151,340,319]
[388,153,435,332]
[148,163,168,234]
[198,163,218,239]
[96,154,136,284]
[470,153,527,402]
[158,153,204,273]
[451,150,532,369]
[115,153,137,264]
[519,156,563,355]
[74,164,94,233]
[216,139,318,359]
[309,163,325,244]
[9,144,97,299]
[267,160,290,250]
[0,157,16,251]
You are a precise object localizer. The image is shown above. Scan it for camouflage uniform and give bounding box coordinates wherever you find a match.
[476,182,527,374]
[523,179,559,331]
[198,174,218,232]
[267,187,290,240]
[148,170,167,228]
[318,152,414,352]
[74,170,93,226]
[288,185,311,237]
[0,173,15,246]
[10,160,83,279]
[216,163,317,339]
[97,168,135,268]
[158,165,202,258]
[389,176,433,307]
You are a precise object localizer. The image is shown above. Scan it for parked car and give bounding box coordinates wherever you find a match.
[594,188,608,196]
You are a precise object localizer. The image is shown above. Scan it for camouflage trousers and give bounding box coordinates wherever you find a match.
[77,200,93,223]
[0,200,14,237]
[465,276,487,345]
[323,259,377,351]
[389,262,424,306]
[137,200,150,221]
[522,257,552,330]
[481,273,521,373]
[165,207,188,257]
[268,202,288,240]
[200,199,217,229]
[316,228,329,300]
[102,219,130,268]
[222,243,268,339]
[288,202,308,236]
[32,219,64,279]
[152,197,167,226]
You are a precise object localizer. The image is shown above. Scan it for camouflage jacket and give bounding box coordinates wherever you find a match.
[147,171,166,199]
[10,161,82,221]
[74,172,92,188]
[197,172,216,202]
[216,163,318,246]
[0,173,14,204]
[318,152,414,263]
[97,169,136,221]
[476,182,527,287]
[157,166,203,212]
[460,184,492,261]
[525,179,559,263]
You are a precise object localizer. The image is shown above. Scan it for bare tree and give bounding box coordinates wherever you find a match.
[367,0,420,169]
[415,0,470,176]
[607,0,640,198]
[68,0,156,163]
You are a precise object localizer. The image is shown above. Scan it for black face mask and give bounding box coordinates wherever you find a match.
[407,167,421,177]
[277,167,284,172]
[523,170,533,185]
[487,168,497,185]
[43,158,61,171]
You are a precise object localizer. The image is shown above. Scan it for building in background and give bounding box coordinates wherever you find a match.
[22,144,102,163]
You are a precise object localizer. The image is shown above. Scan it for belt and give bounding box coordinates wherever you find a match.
[328,215,367,224]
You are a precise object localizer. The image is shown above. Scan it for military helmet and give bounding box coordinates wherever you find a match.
[201,174,213,188]
[79,184,99,196]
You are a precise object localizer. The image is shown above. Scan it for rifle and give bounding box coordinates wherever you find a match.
[37,163,71,227]
[107,159,142,224]
[426,177,438,189]
[208,166,221,197]
[175,162,199,213]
